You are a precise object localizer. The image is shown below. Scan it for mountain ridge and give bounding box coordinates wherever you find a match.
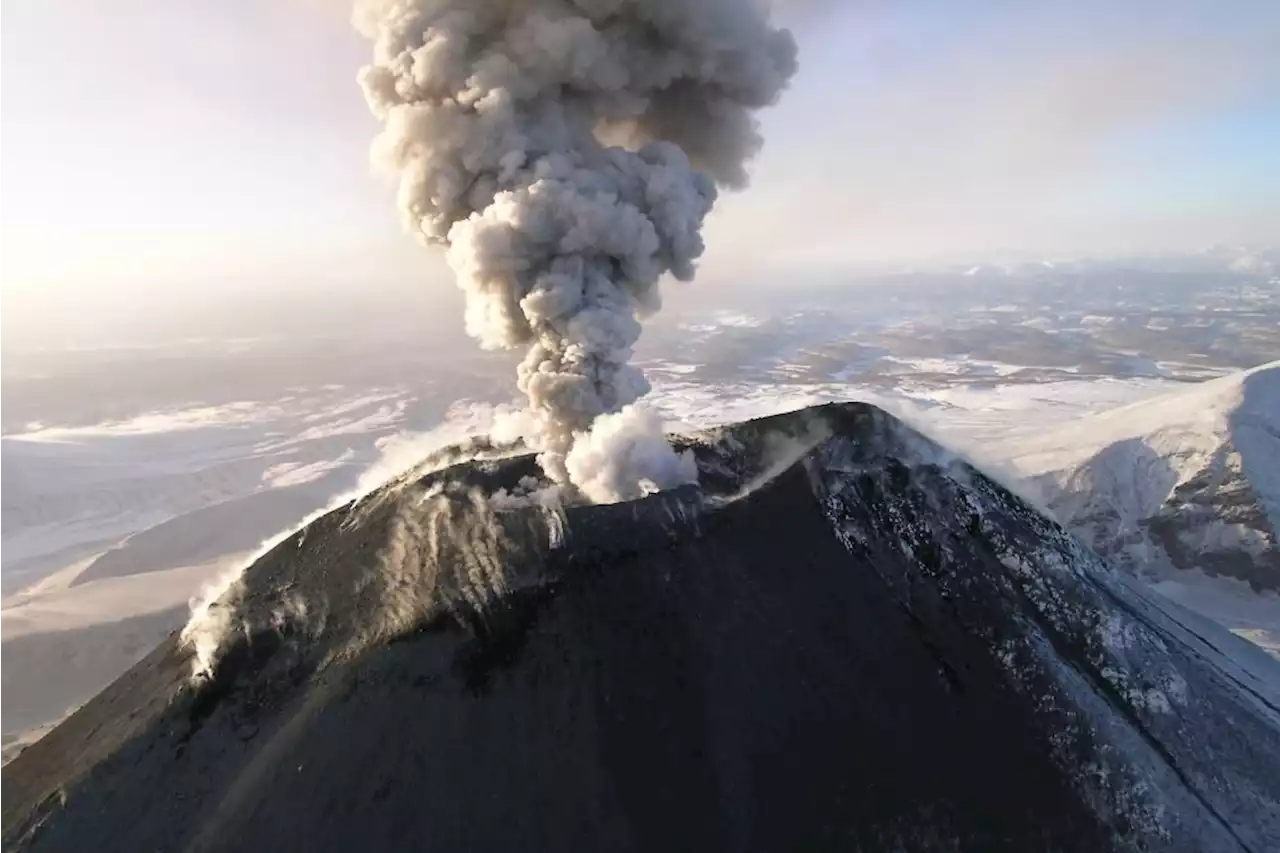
[1008,361,1279,593]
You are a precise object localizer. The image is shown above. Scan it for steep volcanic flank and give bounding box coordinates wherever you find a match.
[4,403,1280,852]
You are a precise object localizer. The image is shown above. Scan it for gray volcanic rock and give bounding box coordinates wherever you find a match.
[4,403,1279,852]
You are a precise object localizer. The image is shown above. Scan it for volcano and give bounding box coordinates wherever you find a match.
[4,403,1279,852]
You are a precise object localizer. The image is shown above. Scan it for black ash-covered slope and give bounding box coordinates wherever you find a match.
[5,403,1280,852]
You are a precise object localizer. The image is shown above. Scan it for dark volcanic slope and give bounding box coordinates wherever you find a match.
[5,404,1280,852]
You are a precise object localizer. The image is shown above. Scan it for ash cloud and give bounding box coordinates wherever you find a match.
[354,0,796,503]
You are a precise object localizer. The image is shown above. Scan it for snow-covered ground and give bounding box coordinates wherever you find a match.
[981,362,1280,659]
[1,387,420,592]
[2,550,213,753]
[2,558,240,642]
[1149,572,1280,661]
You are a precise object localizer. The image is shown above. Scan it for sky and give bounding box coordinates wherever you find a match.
[2,0,1278,346]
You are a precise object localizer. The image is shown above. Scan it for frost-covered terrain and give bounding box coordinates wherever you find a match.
[993,362,1280,657]
[3,390,391,590]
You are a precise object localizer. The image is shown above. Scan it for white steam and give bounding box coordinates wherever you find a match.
[181,561,247,681]
[565,403,696,502]
[354,0,796,502]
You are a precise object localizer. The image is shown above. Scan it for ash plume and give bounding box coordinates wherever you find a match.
[354,0,797,503]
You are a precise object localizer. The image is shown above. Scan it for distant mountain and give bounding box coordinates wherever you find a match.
[5,403,1279,852]
[1010,362,1280,592]
[923,246,1280,279]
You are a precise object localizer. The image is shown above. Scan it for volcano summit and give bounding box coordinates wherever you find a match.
[4,403,1280,852]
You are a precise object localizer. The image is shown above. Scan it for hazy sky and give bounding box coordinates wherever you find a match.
[2,0,1278,341]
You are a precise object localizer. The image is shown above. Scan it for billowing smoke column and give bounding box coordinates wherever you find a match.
[355,0,797,503]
